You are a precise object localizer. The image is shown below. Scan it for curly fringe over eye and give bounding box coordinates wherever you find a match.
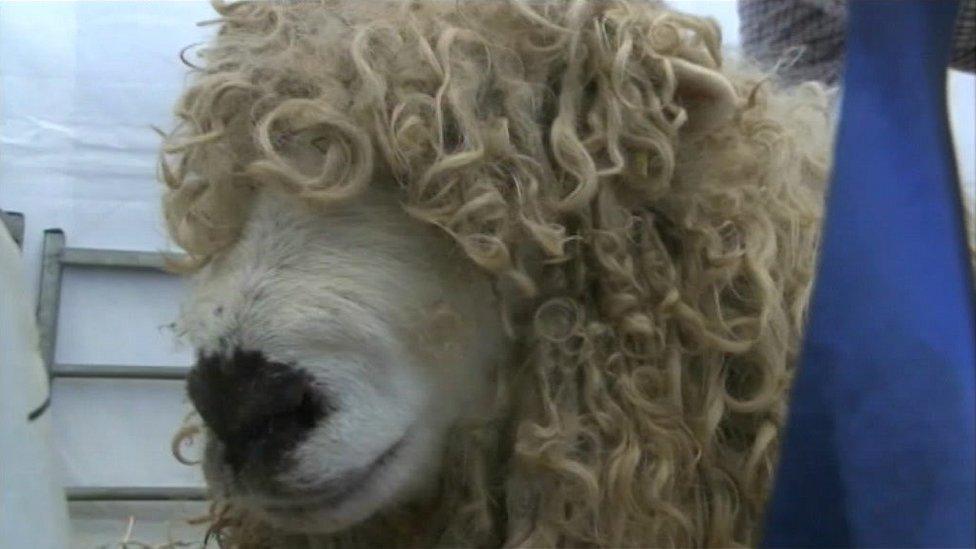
[162,0,831,546]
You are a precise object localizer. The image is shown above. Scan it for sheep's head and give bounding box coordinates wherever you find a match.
[162,0,828,546]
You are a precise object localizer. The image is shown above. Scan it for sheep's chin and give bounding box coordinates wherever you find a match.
[208,422,443,534]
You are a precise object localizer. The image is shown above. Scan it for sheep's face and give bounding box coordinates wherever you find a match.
[178,189,508,533]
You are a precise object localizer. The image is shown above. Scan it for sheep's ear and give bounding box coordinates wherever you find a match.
[672,57,739,138]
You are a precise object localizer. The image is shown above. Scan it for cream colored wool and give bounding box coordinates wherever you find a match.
[162,0,832,546]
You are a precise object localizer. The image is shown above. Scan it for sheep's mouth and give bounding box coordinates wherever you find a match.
[254,433,409,516]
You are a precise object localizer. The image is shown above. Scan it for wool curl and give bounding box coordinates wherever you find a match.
[162,0,832,547]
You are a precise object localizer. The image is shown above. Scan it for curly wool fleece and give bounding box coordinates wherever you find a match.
[161,0,832,546]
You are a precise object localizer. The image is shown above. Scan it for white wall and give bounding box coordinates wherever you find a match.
[949,71,976,196]
[0,1,972,546]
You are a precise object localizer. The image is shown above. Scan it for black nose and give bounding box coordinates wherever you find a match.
[187,348,328,471]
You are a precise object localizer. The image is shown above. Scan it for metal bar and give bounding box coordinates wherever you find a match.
[60,247,176,271]
[36,230,65,374]
[53,364,190,380]
[32,233,201,505]
[0,210,25,249]
[66,486,208,502]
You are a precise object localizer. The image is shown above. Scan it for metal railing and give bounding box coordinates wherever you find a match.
[66,487,207,502]
[1,210,24,248]
[36,229,206,502]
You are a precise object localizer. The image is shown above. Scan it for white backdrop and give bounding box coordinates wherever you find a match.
[0,2,215,545]
[0,1,973,546]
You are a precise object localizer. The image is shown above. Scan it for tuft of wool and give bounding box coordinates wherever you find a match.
[162,1,832,546]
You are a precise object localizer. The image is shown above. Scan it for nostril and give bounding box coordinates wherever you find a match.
[248,387,325,437]
[292,389,322,430]
[186,348,330,469]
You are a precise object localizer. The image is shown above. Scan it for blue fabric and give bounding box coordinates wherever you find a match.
[763,1,976,547]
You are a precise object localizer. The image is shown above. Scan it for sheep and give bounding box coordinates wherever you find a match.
[161,1,831,546]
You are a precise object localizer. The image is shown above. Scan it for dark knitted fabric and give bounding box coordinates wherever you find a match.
[738,0,975,84]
